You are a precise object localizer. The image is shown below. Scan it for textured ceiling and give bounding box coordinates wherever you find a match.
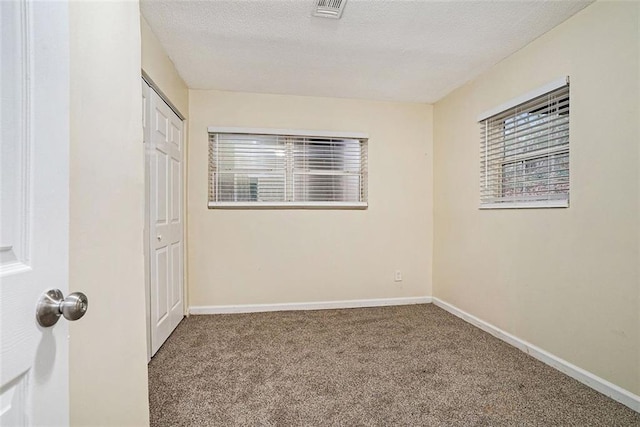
[140,0,592,103]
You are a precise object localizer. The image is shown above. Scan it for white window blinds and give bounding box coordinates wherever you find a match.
[208,130,368,208]
[479,81,570,209]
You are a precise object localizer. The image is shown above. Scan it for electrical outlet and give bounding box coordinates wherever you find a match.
[394,270,402,282]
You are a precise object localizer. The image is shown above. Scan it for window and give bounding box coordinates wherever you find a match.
[479,78,570,209]
[208,128,368,208]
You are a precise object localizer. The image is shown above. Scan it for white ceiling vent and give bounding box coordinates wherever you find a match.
[312,0,347,19]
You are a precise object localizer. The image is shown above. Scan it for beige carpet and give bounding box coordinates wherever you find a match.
[148,304,640,426]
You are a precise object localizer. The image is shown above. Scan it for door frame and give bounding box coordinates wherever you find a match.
[142,72,188,361]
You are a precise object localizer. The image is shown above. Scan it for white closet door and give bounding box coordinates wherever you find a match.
[146,84,184,356]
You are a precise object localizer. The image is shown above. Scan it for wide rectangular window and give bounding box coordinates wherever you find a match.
[479,78,570,209]
[208,128,368,208]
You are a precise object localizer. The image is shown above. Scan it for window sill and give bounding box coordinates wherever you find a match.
[208,201,368,210]
[479,200,569,209]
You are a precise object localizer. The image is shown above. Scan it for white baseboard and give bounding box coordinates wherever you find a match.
[189,296,432,315]
[432,297,640,413]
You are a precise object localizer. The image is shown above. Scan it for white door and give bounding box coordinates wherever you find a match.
[143,81,184,356]
[1,0,75,425]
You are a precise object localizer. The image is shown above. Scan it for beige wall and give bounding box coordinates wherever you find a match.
[433,1,639,395]
[188,91,433,307]
[141,16,189,117]
[69,2,149,425]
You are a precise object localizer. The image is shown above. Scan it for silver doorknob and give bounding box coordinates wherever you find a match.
[36,289,88,327]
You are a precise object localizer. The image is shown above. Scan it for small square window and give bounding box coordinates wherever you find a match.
[479,82,570,209]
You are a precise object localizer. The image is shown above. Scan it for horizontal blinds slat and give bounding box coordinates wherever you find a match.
[481,116,570,144]
[482,181,570,192]
[481,119,569,148]
[483,98,570,130]
[478,80,569,122]
[481,153,569,176]
[482,150,568,167]
[480,139,569,164]
[481,176,570,187]
[292,144,362,149]
[481,150,569,168]
[481,189,569,198]
[481,120,569,147]
[480,84,569,206]
[481,174,569,183]
[294,171,361,176]
[484,108,569,136]
[481,113,569,139]
[481,167,569,184]
[481,135,570,158]
[484,100,569,129]
[480,178,569,191]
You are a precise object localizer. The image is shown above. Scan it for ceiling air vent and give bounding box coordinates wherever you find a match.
[312,0,347,19]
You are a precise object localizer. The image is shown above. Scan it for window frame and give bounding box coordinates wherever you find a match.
[207,127,368,209]
[478,77,570,209]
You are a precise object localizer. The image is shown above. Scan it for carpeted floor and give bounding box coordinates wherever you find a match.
[148,304,640,426]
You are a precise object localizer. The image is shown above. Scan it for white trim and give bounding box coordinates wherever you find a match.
[189,296,432,315]
[141,71,185,120]
[208,201,368,209]
[207,126,368,140]
[479,200,569,209]
[142,79,152,362]
[477,76,569,122]
[432,298,640,412]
